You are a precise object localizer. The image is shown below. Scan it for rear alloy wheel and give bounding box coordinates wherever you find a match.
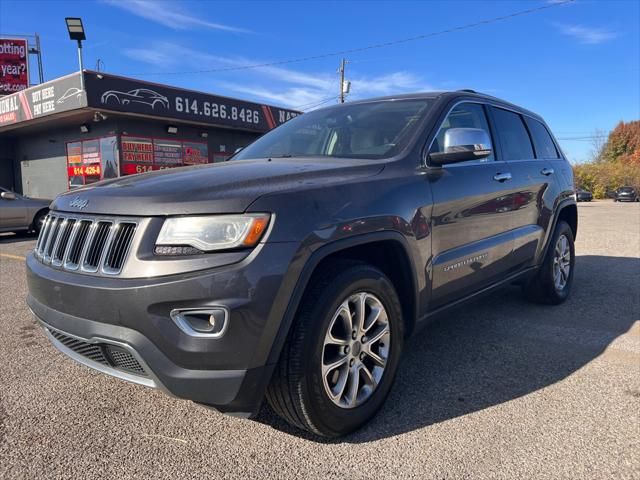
[524,220,575,305]
[266,261,404,437]
[552,234,571,292]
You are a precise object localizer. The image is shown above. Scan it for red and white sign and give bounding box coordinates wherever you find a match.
[68,164,102,177]
[0,38,29,95]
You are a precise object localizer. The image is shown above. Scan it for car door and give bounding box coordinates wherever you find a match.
[0,188,29,230]
[489,108,555,269]
[427,102,516,309]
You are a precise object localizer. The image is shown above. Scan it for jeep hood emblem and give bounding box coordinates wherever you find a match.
[69,196,89,209]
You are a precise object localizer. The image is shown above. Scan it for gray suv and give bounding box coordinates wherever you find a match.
[26,91,577,437]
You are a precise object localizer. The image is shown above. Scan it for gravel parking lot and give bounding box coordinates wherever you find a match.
[0,201,638,479]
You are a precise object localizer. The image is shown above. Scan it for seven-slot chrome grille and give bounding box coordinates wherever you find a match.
[35,213,137,275]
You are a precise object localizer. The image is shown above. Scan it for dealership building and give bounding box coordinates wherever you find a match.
[0,70,300,199]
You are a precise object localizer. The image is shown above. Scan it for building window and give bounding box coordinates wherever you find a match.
[66,135,210,189]
[120,135,208,175]
[66,136,118,189]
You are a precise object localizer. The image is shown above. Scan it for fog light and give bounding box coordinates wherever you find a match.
[170,308,228,337]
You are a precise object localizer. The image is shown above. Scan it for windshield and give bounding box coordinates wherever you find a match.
[234,99,433,161]
[619,187,634,192]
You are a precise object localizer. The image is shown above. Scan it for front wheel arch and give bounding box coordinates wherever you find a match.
[265,232,419,369]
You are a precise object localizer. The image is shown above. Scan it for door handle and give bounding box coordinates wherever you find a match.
[493,172,512,183]
[541,167,555,176]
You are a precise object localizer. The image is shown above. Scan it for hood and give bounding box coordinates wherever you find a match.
[51,158,385,216]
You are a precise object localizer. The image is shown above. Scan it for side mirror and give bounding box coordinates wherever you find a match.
[1,191,16,200]
[429,128,492,166]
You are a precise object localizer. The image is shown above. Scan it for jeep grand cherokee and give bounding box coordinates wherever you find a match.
[26,91,577,437]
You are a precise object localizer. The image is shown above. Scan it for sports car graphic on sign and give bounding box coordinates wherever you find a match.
[100,88,169,110]
[57,87,83,105]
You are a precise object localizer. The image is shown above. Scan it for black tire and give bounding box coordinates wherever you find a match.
[523,220,575,305]
[266,260,404,437]
[31,209,48,234]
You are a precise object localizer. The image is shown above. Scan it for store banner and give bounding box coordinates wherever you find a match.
[153,140,182,166]
[183,142,208,165]
[0,38,29,95]
[121,137,153,163]
[67,142,82,165]
[67,140,102,178]
[82,139,101,164]
[0,72,85,126]
[68,164,102,177]
[84,71,300,133]
[121,137,154,174]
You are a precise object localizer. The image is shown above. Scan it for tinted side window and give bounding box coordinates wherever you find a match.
[525,117,559,159]
[491,108,534,160]
[430,102,494,161]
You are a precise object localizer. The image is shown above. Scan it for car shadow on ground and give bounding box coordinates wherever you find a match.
[254,255,639,443]
[0,232,37,244]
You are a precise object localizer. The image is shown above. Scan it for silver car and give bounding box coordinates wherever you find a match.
[0,187,50,234]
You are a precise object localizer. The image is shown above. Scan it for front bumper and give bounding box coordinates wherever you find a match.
[26,241,301,415]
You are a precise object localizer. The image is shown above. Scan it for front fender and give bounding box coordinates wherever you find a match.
[263,230,420,368]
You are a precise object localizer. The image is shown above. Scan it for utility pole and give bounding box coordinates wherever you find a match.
[339,58,350,103]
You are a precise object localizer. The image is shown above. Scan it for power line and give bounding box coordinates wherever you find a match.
[301,96,341,111]
[557,135,609,140]
[557,138,604,142]
[124,0,575,77]
[289,95,339,110]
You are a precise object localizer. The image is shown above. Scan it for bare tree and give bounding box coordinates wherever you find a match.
[590,128,608,163]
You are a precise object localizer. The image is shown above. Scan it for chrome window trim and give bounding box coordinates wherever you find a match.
[423,98,562,167]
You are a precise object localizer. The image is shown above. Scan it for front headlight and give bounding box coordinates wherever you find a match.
[156,214,270,252]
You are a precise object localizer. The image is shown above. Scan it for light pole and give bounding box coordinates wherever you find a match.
[65,17,86,90]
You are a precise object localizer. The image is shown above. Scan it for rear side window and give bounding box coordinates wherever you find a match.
[525,117,559,159]
[491,107,534,161]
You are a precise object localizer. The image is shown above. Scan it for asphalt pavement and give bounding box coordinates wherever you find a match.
[0,201,638,479]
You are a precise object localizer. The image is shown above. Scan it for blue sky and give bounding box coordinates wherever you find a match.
[0,0,638,162]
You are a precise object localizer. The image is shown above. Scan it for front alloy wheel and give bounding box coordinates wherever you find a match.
[266,261,404,437]
[322,292,390,408]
